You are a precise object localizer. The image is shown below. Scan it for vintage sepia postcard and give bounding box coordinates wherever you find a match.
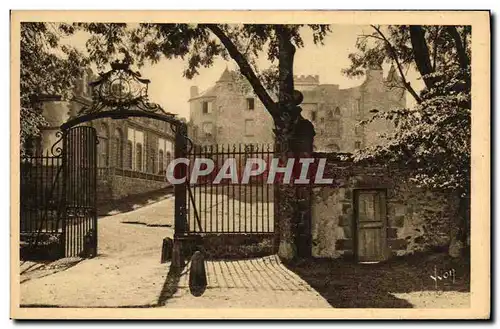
[10,10,490,319]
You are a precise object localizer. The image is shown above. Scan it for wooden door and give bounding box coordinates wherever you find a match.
[355,190,387,262]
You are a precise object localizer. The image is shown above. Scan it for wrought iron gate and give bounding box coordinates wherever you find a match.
[20,125,98,259]
[20,61,190,260]
[62,126,98,258]
[20,150,64,259]
[184,143,276,235]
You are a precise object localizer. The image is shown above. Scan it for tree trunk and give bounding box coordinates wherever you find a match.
[274,26,298,261]
[449,191,470,258]
[409,25,436,90]
[275,119,315,261]
[207,24,315,261]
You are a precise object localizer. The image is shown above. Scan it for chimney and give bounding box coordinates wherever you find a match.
[190,86,199,99]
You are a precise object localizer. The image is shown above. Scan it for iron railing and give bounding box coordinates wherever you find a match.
[186,143,276,234]
[20,154,64,235]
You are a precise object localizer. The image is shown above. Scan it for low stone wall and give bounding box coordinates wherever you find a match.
[181,234,276,260]
[110,175,168,199]
[310,154,458,260]
[97,174,169,202]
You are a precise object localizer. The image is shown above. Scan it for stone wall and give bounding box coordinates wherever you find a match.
[188,68,406,153]
[97,174,169,202]
[181,234,275,260]
[189,77,275,146]
[310,155,457,260]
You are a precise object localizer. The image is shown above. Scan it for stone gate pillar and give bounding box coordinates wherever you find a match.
[290,118,315,258]
[174,122,189,237]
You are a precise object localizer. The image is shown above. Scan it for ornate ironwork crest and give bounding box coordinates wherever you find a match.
[62,60,181,129]
[88,60,163,113]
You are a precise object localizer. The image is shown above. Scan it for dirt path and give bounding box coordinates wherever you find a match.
[20,205,173,307]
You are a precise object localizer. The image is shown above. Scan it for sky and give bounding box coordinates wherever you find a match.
[65,25,422,120]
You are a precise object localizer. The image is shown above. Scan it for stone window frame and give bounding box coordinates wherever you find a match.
[327,143,340,152]
[331,119,341,136]
[244,119,255,137]
[165,151,172,169]
[354,141,362,150]
[114,128,123,168]
[158,149,164,175]
[355,99,363,119]
[202,122,214,137]
[147,146,157,174]
[354,124,364,136]
[202,101,213,114]
[98,122,109,167]
[246,97,255,111]
[310,110,317,122]
[136,143,143,172]
[126,140,133,169]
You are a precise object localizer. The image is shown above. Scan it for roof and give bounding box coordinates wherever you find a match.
[189,68,240,101]
[217,67,234,83]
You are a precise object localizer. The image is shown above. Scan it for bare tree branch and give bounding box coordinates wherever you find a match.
[357,34,385,42]
[370,25,422,104]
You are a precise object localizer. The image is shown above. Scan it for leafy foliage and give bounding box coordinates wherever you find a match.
[20,22,88,155]
[80,23,330,155]
[357,68,470,192]
[346,25,471,194]
[82,23,329,92]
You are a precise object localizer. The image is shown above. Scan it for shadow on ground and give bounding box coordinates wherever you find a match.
[97,187,173,216]
[284,251,470,308]
[157,262,187,306]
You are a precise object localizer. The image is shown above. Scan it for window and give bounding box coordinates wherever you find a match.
[332,120,340,135]
[311,111,317,122]
[355,141,361,150]
[136,143,143,171]
[147,147,156,173]
[202,122,213,137]
[328,144,340,152]
[166,151,172,168]
[114,128,123,168]
[98,123,109,167]
[245,119,255,137]
[356,99,362,118]
[126,141,133,169]
[355,125,363,136]
[334,107,341,115]
[328,110,334,119]
[246,98,255,110]
[202,101,212,114]
[158,149,164,174]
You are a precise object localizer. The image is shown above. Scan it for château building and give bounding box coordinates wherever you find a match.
[188,66,406,152]
[36,68,175,203]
